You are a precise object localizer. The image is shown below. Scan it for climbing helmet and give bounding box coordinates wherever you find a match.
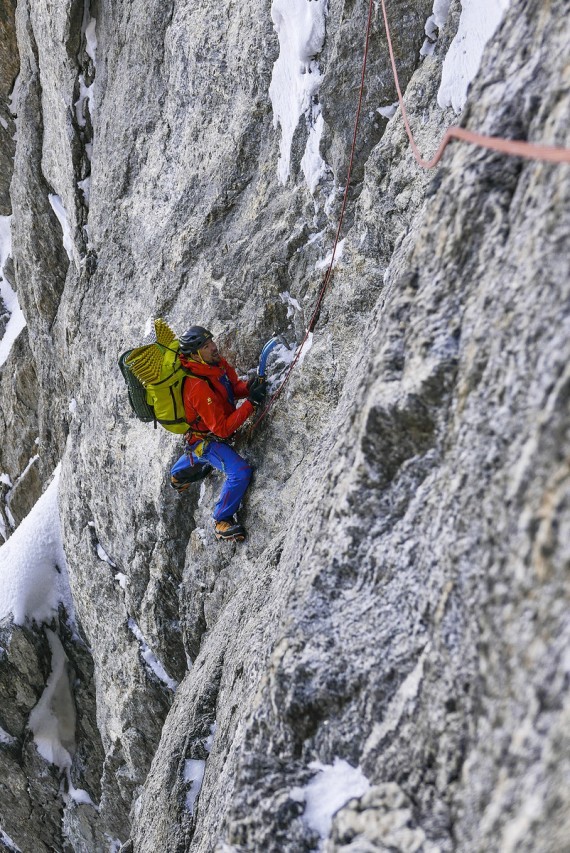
[178,326,214,354]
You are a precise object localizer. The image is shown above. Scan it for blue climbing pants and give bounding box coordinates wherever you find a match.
[171,441,253,522]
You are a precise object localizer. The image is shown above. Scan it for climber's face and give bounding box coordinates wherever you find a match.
[198,338,220,365]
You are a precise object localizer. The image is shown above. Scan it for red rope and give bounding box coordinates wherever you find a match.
[379,0,570,168]
[250,0,376,433]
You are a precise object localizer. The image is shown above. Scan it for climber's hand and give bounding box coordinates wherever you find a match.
[248,375,267,406]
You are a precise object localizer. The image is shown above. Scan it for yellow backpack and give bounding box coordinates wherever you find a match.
[118,318,191,434]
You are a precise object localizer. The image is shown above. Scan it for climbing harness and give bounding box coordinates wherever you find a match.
[251,0,570,435]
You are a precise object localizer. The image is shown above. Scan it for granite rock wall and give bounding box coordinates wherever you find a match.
[0,0,568,850]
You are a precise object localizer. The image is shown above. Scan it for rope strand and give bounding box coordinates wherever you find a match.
[379,0,570,168]
[250,0,376,433]
[250,0,570,435]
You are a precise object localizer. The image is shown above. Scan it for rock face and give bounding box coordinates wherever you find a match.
[1,0,569,851]
[0,0,17,216]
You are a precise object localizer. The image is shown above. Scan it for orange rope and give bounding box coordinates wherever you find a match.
[379,0,570,168]
[251,0,570,435]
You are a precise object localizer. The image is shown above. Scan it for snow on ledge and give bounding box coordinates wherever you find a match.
[0,829,21,852]
[0,464,75,626]
[315,238,345,271]
[48,194,75,263]
[128,618,178,692]
[268,0,327,186]
[84,17,97,66]
[290,758,370,838]
[184,759,206,814]
[28,629,76,770]
[437,0,511,113]
[28,627,97,807]
[0,215,26,369]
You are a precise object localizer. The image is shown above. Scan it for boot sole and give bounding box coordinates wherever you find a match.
[215,533,246,542]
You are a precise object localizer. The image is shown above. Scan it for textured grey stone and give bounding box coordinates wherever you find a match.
[0,0,17,216]
[0,0,569,850]
[0,614,105,852]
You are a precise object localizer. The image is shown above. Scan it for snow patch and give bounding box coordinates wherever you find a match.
[78,176,91,205]
[28,629,96,807]
[2,454,41,528]
[269,0,327,185]
[128,619,178,691]
[297,332,313,367]
[74,76,94,130]
[280,290,302,319]
[28,629,75,770]
[48,195,75,262]
[67,783,97,807]
[301,110,328,194]
[114,572,128,589]
[421,0,451,55]
[265,341,297,394]
[184,759,206,814]
[0,465,75,626]
[76,1,97,135]
[0,829,21,852]
[420,39,435,57]
[438,0,511,113]
[84,17,97,66]
[307,228,326,246]
[5,504,15,530]
[96,540,116,567]
[204,722,216,753]
[0,726,17,745]
[315,238,345,271]
[8,74,21,117]
[17,454,39,483]
[292,758,370,838]
[377,102,398,119]
[0,215,26,368]
[432,0,451,28]
[364,644,431,754]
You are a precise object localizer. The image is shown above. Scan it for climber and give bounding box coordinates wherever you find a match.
[170,326,266,541]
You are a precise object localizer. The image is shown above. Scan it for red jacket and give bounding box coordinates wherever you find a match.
[180,355,254,439]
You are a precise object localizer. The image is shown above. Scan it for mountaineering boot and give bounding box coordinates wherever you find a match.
[214,517,246,542]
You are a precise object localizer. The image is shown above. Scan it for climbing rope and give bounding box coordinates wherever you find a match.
[379,0,570,169]
[250,0,376,434]
[251,0,570,434]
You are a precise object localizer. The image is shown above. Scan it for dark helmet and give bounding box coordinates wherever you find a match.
[178,326,214,355]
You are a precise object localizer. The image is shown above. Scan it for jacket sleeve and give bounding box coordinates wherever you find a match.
[185,379,254,439]
[225,363,250,399]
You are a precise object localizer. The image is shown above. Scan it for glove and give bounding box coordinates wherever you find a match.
[247,375,267,406]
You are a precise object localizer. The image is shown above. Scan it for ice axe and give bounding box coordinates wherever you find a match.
[257,334,290,379]
[245,335,291,419]
[245,335,292,437]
